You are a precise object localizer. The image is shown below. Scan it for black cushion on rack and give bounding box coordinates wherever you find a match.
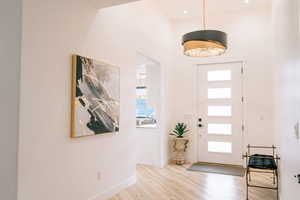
[248,154,277,170]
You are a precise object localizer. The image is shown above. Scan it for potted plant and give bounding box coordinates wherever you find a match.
[170,123,190,138]
[170,123,190,165]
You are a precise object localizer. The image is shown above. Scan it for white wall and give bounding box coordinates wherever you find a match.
[0,0,21,200]
[168,6,275,163]
[18,0,171,200]
[137,128,163,166]
[273,0,300,199]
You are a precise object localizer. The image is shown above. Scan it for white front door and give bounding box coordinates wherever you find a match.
[197,62,244,166]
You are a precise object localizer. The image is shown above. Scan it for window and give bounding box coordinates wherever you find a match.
[208,88,231,99]
[207,70,231,81]
[208,106,232,117]
[136,63,158,128]
[208,141,232,153]
[208,123,232,135]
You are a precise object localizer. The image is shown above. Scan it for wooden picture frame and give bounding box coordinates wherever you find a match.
[71,55,120,138]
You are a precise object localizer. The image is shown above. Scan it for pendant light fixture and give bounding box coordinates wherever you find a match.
[182,0,227,57]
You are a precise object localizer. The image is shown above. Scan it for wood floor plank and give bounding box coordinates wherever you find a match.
[108,164,277,200]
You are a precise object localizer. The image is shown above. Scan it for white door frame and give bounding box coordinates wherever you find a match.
[194,60,246,165]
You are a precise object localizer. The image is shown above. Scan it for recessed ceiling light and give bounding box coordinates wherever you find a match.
[183,10,188,14]
[245,0,250,3]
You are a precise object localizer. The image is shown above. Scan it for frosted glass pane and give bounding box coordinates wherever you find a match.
[208,106,232,116]
[208,141,232,153]
[208,88,231,99]
[208,124,232,135]
[207,70,231,81]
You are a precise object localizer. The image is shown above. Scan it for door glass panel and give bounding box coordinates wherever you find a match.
[208,88,231,99]
[208,106,232,117]
[208,141,232,153]
[208,123,232,135]
[207,70,231,81]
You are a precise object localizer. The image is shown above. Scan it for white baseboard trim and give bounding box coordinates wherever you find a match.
[89,174,137,200]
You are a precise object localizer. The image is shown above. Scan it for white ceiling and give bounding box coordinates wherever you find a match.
[91,0,141,9]
[153,0,271,20]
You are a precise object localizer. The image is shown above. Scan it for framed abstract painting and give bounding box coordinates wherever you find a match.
[71,55,120,138]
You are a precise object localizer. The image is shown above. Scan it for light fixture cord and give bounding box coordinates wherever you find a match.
[202,0,206,30]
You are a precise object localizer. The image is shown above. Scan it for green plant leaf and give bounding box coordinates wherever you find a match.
[172,122,190,137]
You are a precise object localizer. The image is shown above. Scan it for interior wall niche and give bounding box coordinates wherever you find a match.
[136,53,161,128]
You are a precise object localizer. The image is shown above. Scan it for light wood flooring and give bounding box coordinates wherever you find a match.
[109,164,277,200]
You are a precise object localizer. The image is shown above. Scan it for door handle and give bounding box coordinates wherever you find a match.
[294,174,300,184]
[198,118,203,127]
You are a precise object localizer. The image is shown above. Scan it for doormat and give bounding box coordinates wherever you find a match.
[187,162,246,177]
